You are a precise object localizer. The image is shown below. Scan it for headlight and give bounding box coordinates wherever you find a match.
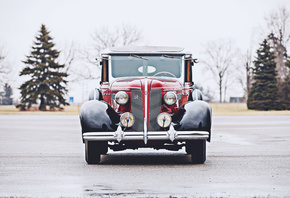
[157,113,171,128]
[120,112,135,128]
[164,92,177,105]
[115,91,129,105]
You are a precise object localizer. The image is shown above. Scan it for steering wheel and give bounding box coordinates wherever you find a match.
[153,71,176,78]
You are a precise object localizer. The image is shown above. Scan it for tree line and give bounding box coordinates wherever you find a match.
[201,6,290,110]
[12,24,142,111]
[0,6,289,111]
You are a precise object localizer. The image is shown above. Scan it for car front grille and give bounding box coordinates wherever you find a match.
[130,87,162,132]
[148,89,162,131]
[131,88,143,132]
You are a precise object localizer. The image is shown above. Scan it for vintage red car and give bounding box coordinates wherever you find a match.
[80,46,212,164]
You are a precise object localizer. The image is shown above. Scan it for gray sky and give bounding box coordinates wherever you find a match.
[0,0,289,102]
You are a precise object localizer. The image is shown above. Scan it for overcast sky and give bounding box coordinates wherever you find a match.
[0,0,289,102]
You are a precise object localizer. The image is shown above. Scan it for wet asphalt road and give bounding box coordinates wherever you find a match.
[0,115,290,197]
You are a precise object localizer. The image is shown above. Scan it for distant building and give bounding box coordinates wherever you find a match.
[0,96,13,105]
[230,97,246,103]
[0,83,13,105]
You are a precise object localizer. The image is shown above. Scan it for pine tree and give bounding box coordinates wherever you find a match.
[17,24,69,111]
[247,39,282,110]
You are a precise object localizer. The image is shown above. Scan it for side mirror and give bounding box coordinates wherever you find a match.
[192,59,198,66]
[95,58,103,66]
[185,82,194,87]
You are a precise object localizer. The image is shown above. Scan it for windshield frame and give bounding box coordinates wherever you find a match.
[108,54,185,82]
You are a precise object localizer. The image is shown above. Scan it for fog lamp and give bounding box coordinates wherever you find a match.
[164,92,177,105]
[157,113,172,128]
[115,91,129,105]
[120,112,135,128]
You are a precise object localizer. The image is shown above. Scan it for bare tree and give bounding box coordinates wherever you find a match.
[61,42,77,73]
[265,6,290,80]
[59,41,85,82]
[91,24,143,56]
[0,44,7,74]
[202,39,237,103]
[223,69,233,103]
[265,6,290,47]
[0,43,11,85]
[79,24,143,80]
[236,49,253,99]
[58,41,101,83]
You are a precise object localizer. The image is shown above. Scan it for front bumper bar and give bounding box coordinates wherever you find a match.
[83,125,209,143]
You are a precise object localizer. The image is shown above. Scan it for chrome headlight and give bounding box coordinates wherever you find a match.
[120,112,135,128]
[115,91,129,105]
[157,113,172,128]
[164,92,177,105]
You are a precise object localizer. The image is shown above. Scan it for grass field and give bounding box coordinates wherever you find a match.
[209,103,290,116]
[0,105,82,115]
[1,103,290,116]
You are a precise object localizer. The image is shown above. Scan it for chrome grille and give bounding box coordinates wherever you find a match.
[148,89,162,131]
[131,88,143,131]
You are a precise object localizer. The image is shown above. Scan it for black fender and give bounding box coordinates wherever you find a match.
[172,100,212,142]
[188,89,203,101]
[80,100,119,134]
[88,88,102,100]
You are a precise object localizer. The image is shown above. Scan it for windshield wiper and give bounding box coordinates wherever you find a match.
[130,55,148,60]
[162,55,180,59]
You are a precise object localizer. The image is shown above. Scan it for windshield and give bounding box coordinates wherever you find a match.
[111,55,182,78]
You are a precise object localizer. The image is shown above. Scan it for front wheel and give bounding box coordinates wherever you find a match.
[186,140,206,164]
[85,141,108,164]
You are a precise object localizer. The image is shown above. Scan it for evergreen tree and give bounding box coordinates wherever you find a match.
[247,39,282,110]
[17,24,69,111]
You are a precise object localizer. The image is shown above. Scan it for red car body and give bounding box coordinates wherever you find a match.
[80,46,212,164]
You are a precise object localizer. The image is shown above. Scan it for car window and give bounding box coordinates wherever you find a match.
[111,55,182,78]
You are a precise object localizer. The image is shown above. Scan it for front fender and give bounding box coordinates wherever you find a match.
[188,89,203,101]
[88,88,102,100]
[80,100,119,134]
[172,100,212,141]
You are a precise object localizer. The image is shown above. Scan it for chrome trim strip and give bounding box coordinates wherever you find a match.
[83,131,209,141]
[143,78,148,144]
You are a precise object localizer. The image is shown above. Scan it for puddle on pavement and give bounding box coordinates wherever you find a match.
[214,132,252,145]
[83,184,147,197]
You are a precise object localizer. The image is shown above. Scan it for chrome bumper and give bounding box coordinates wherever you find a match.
[83,125,209,143]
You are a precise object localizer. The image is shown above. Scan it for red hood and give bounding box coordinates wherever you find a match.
[110,77,183,91]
